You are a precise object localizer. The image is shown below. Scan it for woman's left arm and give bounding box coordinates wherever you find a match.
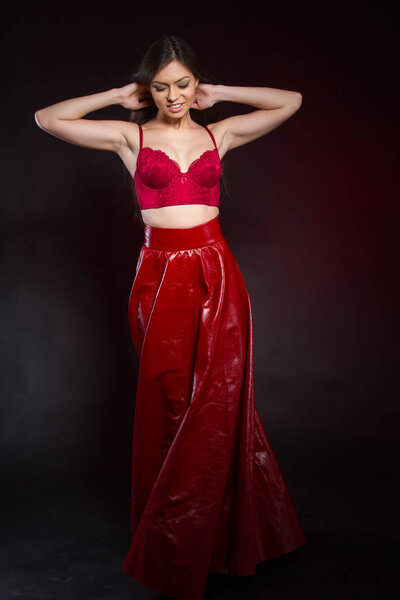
[205,84,303,151]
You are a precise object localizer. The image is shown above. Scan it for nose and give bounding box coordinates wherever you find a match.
[167,87,181,103]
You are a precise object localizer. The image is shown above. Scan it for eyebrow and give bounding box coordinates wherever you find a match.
[152,76,191,85]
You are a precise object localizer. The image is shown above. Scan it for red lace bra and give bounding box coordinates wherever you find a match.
[134,124,221,210]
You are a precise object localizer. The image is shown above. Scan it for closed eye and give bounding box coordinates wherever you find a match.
[154,83,189,92]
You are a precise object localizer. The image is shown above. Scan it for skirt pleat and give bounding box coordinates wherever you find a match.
[122,215,306,600]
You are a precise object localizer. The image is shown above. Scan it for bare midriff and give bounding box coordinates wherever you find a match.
[141,204,219,228]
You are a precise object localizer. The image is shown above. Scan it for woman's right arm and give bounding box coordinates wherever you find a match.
[34,84,150,152]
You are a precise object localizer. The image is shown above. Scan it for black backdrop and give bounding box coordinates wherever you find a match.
[1,0,399,596]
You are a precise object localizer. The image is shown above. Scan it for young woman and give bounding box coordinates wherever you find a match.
[35,34,306,600]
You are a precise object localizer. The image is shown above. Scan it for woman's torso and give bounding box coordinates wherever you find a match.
[119,120,227,228]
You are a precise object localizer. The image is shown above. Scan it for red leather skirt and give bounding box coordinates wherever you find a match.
[122,215,306,600]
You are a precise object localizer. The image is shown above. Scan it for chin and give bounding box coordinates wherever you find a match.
[163,107,189,117]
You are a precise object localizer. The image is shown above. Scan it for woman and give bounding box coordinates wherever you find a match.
[35,35,306,600]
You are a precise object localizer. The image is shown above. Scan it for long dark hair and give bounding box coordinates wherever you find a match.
[122,34,230,227]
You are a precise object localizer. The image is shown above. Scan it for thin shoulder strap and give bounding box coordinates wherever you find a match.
[138,124,143,150]
[204,125,217,149]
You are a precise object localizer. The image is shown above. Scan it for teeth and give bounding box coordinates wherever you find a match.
[169,103,182,108]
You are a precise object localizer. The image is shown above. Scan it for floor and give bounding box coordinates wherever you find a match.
[1,477,397,599]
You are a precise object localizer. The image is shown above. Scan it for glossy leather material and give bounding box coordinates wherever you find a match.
[134,124,221,209]
[122,216,307,600]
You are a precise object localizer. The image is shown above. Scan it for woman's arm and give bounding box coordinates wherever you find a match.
[34,84,151,152]
[216,84,301,111]
[204,84,302,153]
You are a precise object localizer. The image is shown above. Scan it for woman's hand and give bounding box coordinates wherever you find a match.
[191,83,219,110]
[117,82,154,110]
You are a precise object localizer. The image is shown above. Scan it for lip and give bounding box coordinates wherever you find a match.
[167,102,184,112]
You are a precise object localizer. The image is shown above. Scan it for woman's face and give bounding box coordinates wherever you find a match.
[150,60,199,117]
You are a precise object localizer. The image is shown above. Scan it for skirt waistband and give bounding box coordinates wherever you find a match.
[144,215,224,251]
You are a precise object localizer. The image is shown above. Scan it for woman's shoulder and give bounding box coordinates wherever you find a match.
[206,119,227,134]
[205,120,231,156]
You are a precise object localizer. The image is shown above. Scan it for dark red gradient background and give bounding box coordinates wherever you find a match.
[1,0,398,547]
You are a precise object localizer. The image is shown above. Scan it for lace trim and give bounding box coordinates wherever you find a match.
[138,147,220,175]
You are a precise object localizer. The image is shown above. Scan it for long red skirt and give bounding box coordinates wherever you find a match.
[122,215,306,599]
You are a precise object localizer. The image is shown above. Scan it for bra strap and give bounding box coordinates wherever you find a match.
[138,124,143,150]
[204,125,217,149]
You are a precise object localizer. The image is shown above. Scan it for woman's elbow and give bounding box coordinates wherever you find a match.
[34,110,43,127]
[293,92,303,109]
[34,109,50,130]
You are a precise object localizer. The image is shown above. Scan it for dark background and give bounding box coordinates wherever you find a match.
[1,0,399,598]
